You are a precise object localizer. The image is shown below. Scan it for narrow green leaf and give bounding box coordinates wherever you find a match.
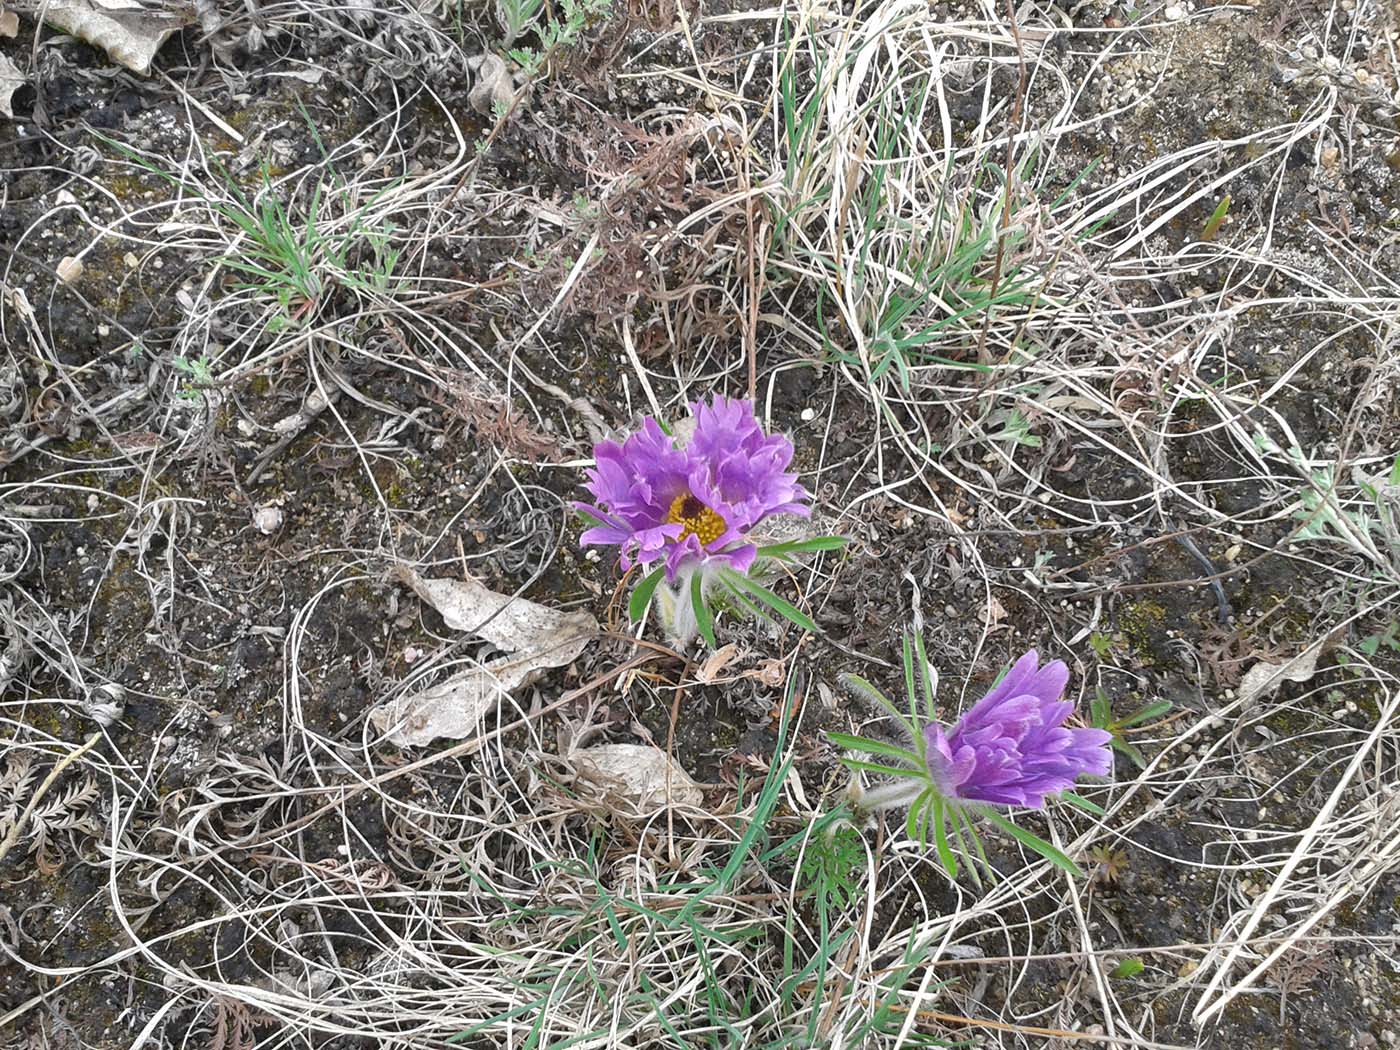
[840,673,917,731]
[722,584,767,623]
[1112,738,1147,770]
[901,634,918,725]
[912,632,935,719]
[629,567,666,624]
[1115,700,1173,728]
[755,535,849,558]
[1090,690,1111,727]
[838,757,925,779]
[1059,791,1106,817]
[1049,155,1102,209]
[932,797,957,878]
[981,809,1083,877]
[1201,193,1231,241]
[826,731,922,768]
[950,806,983,890]
[721,570,819,634]
[691,571,716,648]
[905,787,932,844]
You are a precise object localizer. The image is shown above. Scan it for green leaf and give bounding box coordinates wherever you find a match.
[1201,194,1231,241]
[1111,738,1147,770]
[755,535,848,559]
[950,806,986,890]
[902,634,918,725]
[931,797,957,878]
[1110,958,1145,980]
[839,674,917,731]
[980,809,1084,877]
[905,787,933,845]
[838,757,926,779]
[720,569,819,634]
[826,732,922,769]
[1115,700,1172,729]
[690,572,716,648]
[629,566,666,624]
[1090,689,1111,727]
[1049,155,1102,209]
[1059,791,1106,817]
[912,632,935,720]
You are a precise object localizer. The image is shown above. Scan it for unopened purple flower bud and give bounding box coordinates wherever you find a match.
[923,651,1112,809]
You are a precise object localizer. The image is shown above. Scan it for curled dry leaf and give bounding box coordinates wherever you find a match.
[369,565,597,747]
[1236,643,1324,707]
[0,9,19,37]
[571,744,703,811]
[694,643,740,685]
[0,53,22,120]
[42,0,191,76]
[387,563,581,649]
[466,53,521,115]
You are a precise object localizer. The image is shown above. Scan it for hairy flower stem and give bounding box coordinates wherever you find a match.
[655,563,722,647]
[844,777,926,824]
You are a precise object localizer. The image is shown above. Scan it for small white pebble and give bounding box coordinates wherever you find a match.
[253,505,283,534]
[800,407,815,422]
[56,256,84,284]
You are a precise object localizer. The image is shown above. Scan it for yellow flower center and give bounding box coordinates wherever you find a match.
[665,493,726,546]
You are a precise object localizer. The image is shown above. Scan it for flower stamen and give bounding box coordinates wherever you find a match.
[666,493,726,546]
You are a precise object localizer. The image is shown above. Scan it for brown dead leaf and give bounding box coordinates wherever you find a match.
[695,643,740,684]
[388,564,590,650]
[986,594,1008,625]
[571,743,702,810]
[1237,645,1323,707]
[0,53,21,120]
[41,1,191,76]
[368,566,598,746]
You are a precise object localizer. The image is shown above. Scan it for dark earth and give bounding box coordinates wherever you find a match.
[2,0,1399,1047]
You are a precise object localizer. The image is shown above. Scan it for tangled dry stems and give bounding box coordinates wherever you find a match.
[1,0,1398,1046]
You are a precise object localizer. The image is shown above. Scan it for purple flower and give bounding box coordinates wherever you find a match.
[575,396,809,582]
[923,651,1112,809]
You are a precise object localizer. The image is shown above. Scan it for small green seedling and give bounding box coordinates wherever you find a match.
[1358,621,1400,658]
[1201,193,1231,240]
[1111,958,1145,980]
[1089,688,1172,770]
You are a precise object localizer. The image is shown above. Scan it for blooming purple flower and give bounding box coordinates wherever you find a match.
[575,396,810,582]
[923,651,1112,809]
